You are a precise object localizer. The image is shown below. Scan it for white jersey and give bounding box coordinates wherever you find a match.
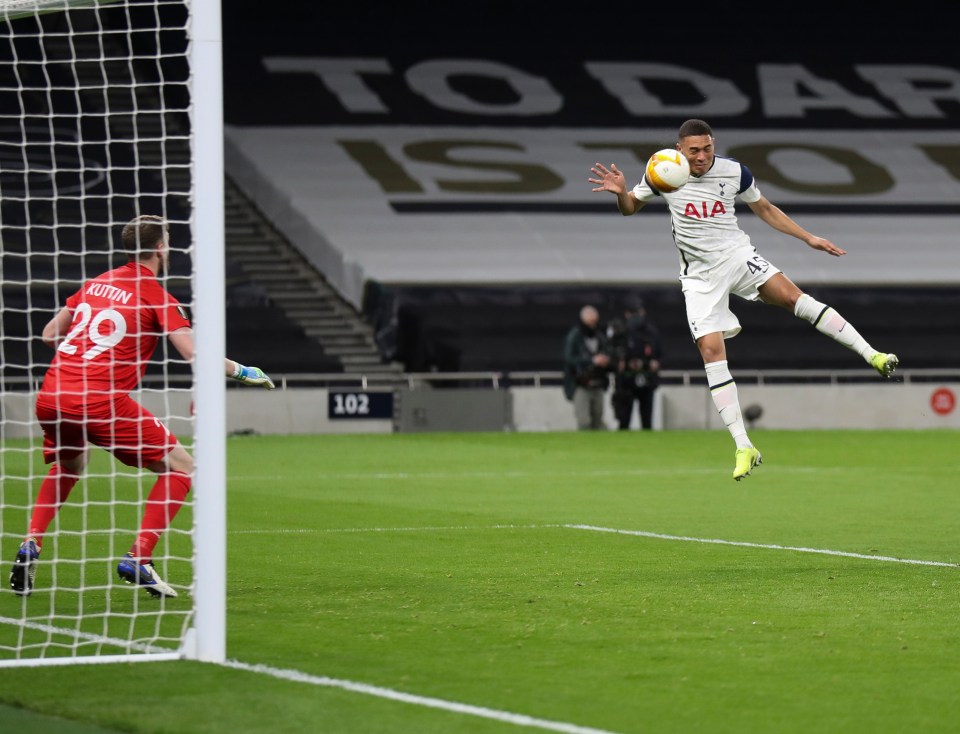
[632,155,763,275]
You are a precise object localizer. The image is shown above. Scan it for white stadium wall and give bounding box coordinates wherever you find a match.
[253,383,960,432]
[5,383,958,440]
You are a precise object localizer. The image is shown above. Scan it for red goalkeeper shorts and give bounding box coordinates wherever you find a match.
[36,394,177,468]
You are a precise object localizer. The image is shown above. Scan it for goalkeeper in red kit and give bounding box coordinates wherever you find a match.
[9,215,275,599]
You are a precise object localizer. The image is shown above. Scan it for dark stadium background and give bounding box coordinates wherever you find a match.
[220,1,958,375]
[2,2,955,381]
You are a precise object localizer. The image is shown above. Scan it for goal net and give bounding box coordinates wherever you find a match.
[0,0,225,666]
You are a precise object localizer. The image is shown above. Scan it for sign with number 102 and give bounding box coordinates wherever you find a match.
[327,391,394,420]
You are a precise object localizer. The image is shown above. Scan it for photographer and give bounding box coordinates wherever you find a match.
[609,297,662,430]
[562,305,612,430]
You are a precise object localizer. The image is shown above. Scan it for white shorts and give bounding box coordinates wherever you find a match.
[680,248,781,341]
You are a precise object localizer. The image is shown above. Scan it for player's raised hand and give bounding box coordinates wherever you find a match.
[231,364,276,389]
[806,235,846,257]
[589,162,627,195]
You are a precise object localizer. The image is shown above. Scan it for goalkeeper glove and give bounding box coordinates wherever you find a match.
[231,364,275,390]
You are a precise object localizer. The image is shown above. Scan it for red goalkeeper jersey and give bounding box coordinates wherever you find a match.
[37,262,191,413]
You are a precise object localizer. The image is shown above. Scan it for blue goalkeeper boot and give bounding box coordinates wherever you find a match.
[117,553,178,598]
[9,538,40,597]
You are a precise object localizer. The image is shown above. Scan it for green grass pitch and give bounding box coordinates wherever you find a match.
[1,429,960,733]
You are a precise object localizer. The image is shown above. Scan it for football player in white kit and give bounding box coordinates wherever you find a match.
[589,119,899,480]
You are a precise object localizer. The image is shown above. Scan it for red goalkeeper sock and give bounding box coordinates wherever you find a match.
[28,466,80,547]
[130,472,192,561]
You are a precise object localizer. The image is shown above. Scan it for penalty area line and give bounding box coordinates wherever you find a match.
[227,524,959,568]
[566,525,960,568]
[221,659,622,734]
[229,524,561,535]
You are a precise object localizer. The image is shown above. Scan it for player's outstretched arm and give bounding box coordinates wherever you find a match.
[227,360,276,390]
[747,197,846,256]
[168,328,275,389]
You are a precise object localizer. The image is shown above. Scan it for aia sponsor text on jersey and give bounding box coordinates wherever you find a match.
[683,201,728,219]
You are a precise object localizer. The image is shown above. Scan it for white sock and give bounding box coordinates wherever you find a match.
[705,360,751,449]
[794,294,877,363]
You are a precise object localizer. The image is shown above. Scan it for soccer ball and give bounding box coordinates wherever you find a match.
[645,149,690,193]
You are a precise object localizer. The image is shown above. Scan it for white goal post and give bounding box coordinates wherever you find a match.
[0,0,225,666]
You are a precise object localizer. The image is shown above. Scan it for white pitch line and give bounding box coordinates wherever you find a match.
[220,659,623,734]
[0,630,619,733]
[0,616,620,733]
[227,523,959,567]
[229,524,558,535]
[228,465,860,482]
[565,524,960,568]
[229,468,719,481]
[0,614,179,667]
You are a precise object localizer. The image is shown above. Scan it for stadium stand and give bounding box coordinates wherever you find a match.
[0,6,346,386]
[374,284,960,374]
[224,179,394,375]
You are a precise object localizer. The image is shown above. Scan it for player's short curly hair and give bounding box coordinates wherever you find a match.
[678,119,714,140]
[121,215,168,258]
